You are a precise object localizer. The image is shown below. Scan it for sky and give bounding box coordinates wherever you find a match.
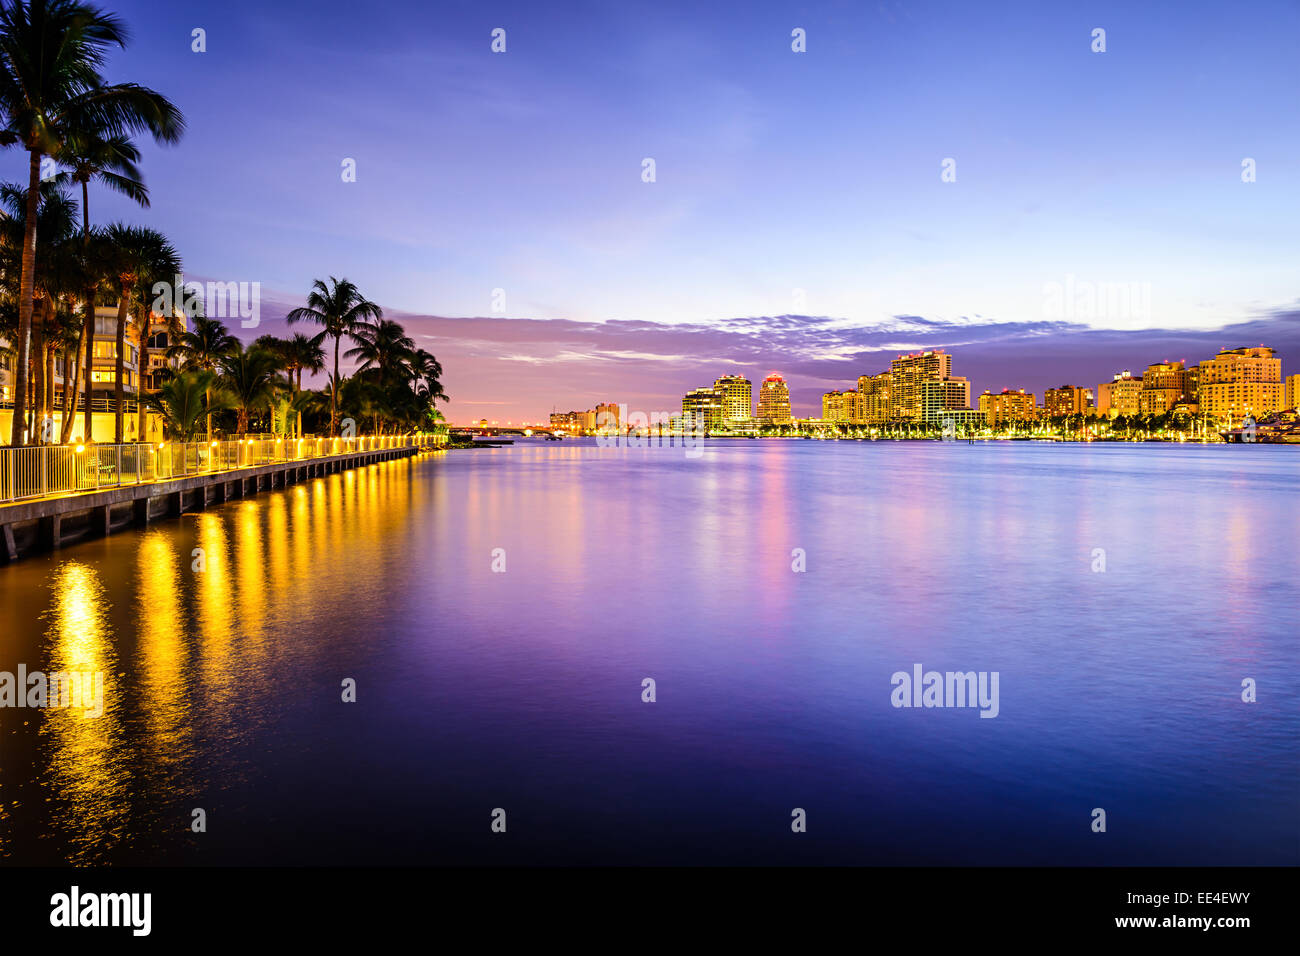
[10,0,1299,420]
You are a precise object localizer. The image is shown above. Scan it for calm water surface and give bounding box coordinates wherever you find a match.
[1,439,1296,865]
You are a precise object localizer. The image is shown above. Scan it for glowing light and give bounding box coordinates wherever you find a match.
[75,444,85,454]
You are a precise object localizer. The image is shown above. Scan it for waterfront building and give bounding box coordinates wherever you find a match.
[1139,360,1192,415]
[594,401,621,433]
[979,389,1037,427]
[939,408,986,435]
[682,386,723,432]
[822,390,843,422]
[713,374,753,423]
[920,376,970,423]
[1198,346,1283,424]
[1286,373,1300,411]
[1043,384,1094,417]
[857,372,892,424]
[840,389,862,423]
[889,350,952,420]
[549,410,582,434]
[757,373,792,424]
[0,336,11,407]
[1096,370,1142,418]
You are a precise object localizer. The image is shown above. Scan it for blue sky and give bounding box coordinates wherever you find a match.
[12,0,1298,418]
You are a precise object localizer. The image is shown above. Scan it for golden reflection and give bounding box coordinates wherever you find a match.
[194,512,236,698]
[136,531,192,778]
[266,493,290,600]
[235,501,268,641]
[40,561,126,863]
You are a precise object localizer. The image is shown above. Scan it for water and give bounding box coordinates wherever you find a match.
[0,439,1296,865]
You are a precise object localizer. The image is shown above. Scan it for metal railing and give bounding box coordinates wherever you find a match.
[0,434,444,505]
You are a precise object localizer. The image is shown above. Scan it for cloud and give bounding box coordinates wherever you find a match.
[238,293,1300,421]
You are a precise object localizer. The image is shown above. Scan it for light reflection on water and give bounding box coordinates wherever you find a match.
[0,441,1296,865]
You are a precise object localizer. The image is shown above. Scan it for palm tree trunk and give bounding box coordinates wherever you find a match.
[10,150,42,445]
[81,182,95,443]
[331,334,340,436]
[44,334,55,437]
[60,323,81,443]
[113,290,128,443]
[82,298,96,441]
[32,302,45,443]
[136,313,150,443]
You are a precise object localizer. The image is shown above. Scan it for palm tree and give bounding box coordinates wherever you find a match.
[218,343,279,436]
[0,0,183,445]
[128,227,180,442]
[166,314,235,438]
[254,330,324,436]
[57,129,149,443]
[0,179,78,441]
[285,276,381,436]
[411,347,448,407]
[101,222,150,442]
[144,368,230,442]
[346,319,414,385]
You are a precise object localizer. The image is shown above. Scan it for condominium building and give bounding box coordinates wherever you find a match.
[920,376,970,423]
[1096,370,1142,417]
[1198,346,1282,424]
[822,390,844,422]
[757,373,792,423]
[840,389,861,423]
[979,389,1037,427]
[682,386,723,432]
[89,306,142,400]
[857,372,891,424]
[1043,384,1094,417]
[713,374,753,423]
[1285,373,1300,411]
[594,401,621,433]
[0,337,12,406]
[1139,360,1193,415]
[889,350,952,420]
[549,410,582,434]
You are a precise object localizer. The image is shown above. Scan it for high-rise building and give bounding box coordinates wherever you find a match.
[979,389,1037,427]
[713,374,752,423]
[822,390,843,422]
[1096,370,1142,417]
[594,402,621,433]
[889,350,952,420]
[1198,346,1282,424]
[857,372,891,424]
[920,377,970,423]
[1044,385,1094,417]
[1285,373,1300,411]
[89,305,141,402]
[550,411,581,434]
[1139,360,1191,415]
[839,390,861,423]
[757,373,792,423]
[682,386,723,432]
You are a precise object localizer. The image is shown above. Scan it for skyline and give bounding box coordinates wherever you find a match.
[10,0,1299,421]
[246,293,1299,421]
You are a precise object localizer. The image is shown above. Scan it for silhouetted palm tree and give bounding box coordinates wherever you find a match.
[0,0,183,444]
[57,129,150,441]
[167,314,236,438]
[285,276,381,436]
[218,343,280,435]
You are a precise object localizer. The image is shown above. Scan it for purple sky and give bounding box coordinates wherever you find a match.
[11,0,1297,421]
